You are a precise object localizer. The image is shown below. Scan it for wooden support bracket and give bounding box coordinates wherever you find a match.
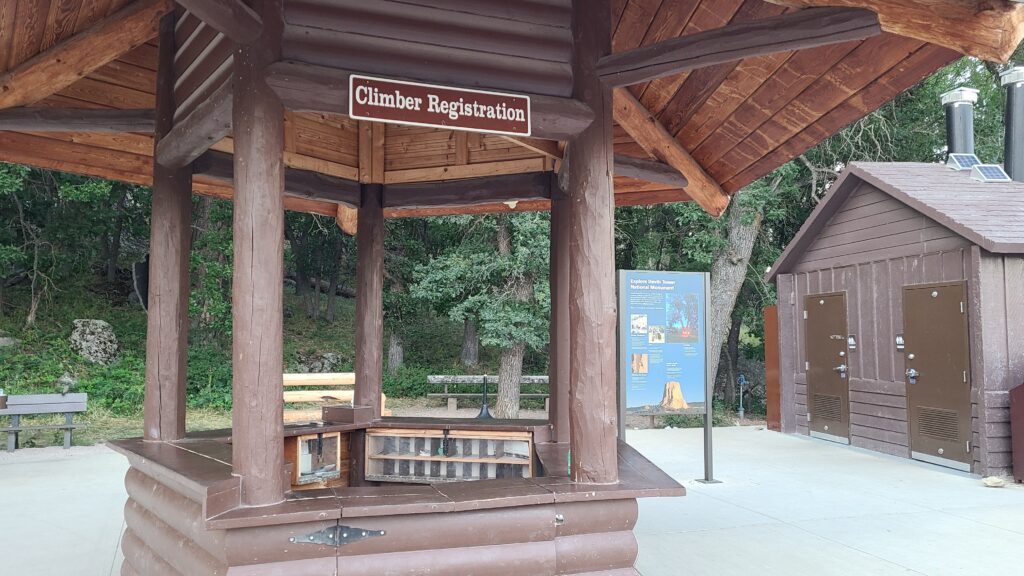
[175,0,263,44]
[155,80,233,169]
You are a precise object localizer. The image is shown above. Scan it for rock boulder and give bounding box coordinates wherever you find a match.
[70,319,119,364]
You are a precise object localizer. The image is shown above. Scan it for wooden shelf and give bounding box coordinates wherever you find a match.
[365,427,534,483]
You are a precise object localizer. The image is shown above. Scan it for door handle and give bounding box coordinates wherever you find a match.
[833,364,847,378]
[906,368,919,383]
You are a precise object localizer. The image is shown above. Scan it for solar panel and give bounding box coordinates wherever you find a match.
[947,153,981,170]
[970,164,1012,182]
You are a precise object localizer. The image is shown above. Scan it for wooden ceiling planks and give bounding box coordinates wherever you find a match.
[0,0,1004,218]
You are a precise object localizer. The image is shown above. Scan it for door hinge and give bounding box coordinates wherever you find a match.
[963,370,967,383]
[960,301,965,314]
[805,361,810,371]
[803,310,808,320]
[966,440,971,454]
[291,525,386,547]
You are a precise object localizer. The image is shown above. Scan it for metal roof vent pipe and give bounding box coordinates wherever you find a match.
[942,87,979,156]
[1002,67,1024,182]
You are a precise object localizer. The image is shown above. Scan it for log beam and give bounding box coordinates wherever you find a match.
[155,80,232,168]
[566,0,618,485]
[613,88,730,216]
[231,0,286,507]
[599,8,880,87]
[175,0,263,44]
[0,108,155,132]
[613,155,689,189]
[354,184,385,420]
[144,13,191,442]
[0,0,174,109]
[765,0,1024,63]
[193,151,361,207]
[264,61,595,141]
[383,171,555,209]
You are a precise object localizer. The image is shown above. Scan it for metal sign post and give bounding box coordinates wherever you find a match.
[696,272,719,484]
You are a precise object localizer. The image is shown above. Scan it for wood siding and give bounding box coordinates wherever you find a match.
[777,181,980,466]
[970,249,1024,476]
[793,182,969,272]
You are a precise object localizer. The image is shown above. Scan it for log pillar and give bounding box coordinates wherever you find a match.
[355,183,385,419]
[549,192,571,443]
[566,0,619,484]
[231,0,287,506]
[144,14,191,442]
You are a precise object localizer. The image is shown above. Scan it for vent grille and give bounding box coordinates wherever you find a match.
[919,407,960,442]
[813,394,842,422]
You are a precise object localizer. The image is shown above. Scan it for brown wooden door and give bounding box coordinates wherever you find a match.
[805,293,849,443]
[903,282,972,471]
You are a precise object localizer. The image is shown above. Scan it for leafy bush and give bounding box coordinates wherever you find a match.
[661,406,735,428]
[382,365,434,398]
[76,354,145,415]
[187,344,233,410]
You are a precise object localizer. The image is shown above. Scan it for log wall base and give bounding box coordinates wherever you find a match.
[110,426,681,576]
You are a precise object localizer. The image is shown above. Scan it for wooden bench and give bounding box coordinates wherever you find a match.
[0,393,88,451]
[427,375,550,413]
[283,373,389,423]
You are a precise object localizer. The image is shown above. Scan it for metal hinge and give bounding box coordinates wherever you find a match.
[805,361,810,371]
[966,440,971,454]
[806,412,811,422]
[803,310,808,319]
[960,301,965,314]
[291,525,386,547]
[963,370,967,383]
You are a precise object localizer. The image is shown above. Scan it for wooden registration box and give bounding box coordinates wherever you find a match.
[283,431,349,491]
[365,428,533,484]
[322,404,374,425]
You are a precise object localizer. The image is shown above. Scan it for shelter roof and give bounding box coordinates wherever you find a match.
[0,0,1020,220]
[767,162,1024,281]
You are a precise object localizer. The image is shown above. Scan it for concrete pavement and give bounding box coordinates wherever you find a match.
[1,427,1022,575]
[628,426,1024,576]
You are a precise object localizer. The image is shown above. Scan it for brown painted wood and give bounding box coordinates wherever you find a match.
[383,171,554,209]
[263,61,594,141]
[599,7,880,87]
[0,0,172,109]
[613,87,729,216]
[549,187,571,444]
[355,184,385,419]
[764,305,781,432]
[566,0,618,485]
[144,13,190,443]
[230,0,286,507]
[155,78,231,168]
[193,150,361,207]
[0,107,154,131]
[175,0,262,45]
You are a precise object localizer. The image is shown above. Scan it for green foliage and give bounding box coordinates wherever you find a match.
[382,365,435,397]
[186,344,233,410]
[661,406,735,429]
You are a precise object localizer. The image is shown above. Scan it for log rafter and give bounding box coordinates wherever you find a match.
[613,88,730,216]
[174,0,263,45]
[0,0,174,110]
[765,0,1024,63]
[599,7,882,87]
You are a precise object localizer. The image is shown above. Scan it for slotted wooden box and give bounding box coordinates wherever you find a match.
[365,428,533,484]
[284,431,350,491]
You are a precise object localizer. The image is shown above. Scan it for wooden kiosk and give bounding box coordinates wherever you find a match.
[0,1,1020,574]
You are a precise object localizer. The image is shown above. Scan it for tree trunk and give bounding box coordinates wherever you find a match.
[460,316,480,368]
[722,313,743,407]
[496,342,525,419]
[707,198,763,403]
[387,332,404,374]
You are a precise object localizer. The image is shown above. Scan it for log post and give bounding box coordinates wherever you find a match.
[548,191,571,443]
[566,0,619,484]
[355,183,385,419]
[231,0,286,506]
[144,13,191,442]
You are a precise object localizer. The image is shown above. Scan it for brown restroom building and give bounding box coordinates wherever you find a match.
[768,75,1024,477]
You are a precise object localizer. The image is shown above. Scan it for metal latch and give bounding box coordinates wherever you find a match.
[906,368,919,384]
[291,524,386,547]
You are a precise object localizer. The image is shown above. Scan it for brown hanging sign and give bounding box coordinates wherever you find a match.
[349,75,531,137]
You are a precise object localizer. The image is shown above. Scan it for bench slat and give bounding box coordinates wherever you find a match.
[2,424,83,433]
[283,373,355,386]
[0,403,88,416]
[427,393,549,398]
[427,375,549,385]
[4,393,88,405]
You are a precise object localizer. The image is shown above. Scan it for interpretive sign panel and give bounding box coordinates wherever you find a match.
[618,270,708,412]
[349,75,531,136]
